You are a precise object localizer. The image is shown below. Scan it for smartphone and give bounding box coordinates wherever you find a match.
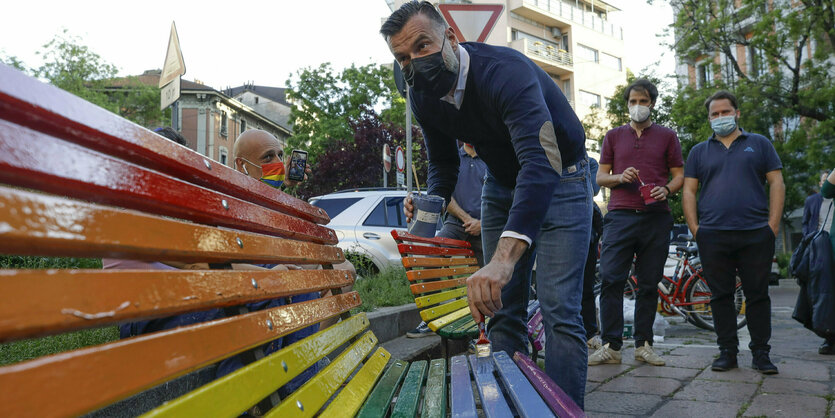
[287,149,308,182]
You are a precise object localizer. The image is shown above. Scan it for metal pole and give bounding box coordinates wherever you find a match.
[383,170,387,188]
[406,87,413,193]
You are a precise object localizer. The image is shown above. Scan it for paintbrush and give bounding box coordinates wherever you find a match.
[475,313,491,358]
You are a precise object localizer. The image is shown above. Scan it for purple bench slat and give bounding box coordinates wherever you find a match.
[450,355,477,418]
[491,352,554,418]
[512,352,585,418]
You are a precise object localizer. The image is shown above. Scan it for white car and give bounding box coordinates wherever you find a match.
[309,189,440,277]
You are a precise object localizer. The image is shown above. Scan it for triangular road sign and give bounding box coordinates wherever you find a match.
[159,22,186,88]
[438,4,504,43]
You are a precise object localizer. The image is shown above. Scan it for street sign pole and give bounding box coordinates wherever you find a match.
[406,87,413,193]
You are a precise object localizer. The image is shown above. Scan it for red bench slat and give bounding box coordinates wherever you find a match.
[391,230,471,248]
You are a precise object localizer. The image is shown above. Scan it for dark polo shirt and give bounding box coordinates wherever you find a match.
[684,130,782,230]
[600,123,684,212]
[449,146,487,223]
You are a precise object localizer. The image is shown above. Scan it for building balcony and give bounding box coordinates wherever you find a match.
[508,0,623,40]
[510,38,573,77]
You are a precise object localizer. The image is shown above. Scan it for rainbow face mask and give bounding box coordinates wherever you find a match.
[260,161,285,188]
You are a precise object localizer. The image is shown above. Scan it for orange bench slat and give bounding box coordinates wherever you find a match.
[396,244,473,257]
[410,277,468,295]
[405,266,479,281]
[401,256,479,268]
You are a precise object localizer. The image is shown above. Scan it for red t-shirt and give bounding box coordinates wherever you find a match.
[600,123,684,212]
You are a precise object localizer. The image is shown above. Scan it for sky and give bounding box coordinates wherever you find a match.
[0,0,675,91]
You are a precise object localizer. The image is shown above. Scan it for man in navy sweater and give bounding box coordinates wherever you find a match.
[382,1,592,407]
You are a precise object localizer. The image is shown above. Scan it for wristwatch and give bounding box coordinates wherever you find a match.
[663,185,671,195]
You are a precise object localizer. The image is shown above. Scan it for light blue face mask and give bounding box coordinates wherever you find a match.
[710,115,737,137]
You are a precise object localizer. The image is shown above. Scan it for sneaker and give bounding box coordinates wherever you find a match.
[406,322,435,338]
[634,342,665,366]
[588,343,622,365]
[587,335,602,351]
[819,340,835,355]
[711,350,738,371]
[751,350,779,375]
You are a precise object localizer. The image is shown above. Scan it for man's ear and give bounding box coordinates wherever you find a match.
[446,26,459,48]
[234,157,248,175]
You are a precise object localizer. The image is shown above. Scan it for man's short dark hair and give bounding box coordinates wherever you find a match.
[622,78,658,104]
[703,90,738,111]
[380,1,447,40]
[154,127,187,146]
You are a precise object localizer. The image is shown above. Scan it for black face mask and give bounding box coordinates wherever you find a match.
[403,37,457,99]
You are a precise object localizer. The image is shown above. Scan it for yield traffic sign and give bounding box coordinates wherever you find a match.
[438,4,504,43]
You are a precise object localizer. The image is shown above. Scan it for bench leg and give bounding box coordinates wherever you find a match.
[441,337,449,360]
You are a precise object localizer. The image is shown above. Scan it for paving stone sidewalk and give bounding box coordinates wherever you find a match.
[585,281,835,417]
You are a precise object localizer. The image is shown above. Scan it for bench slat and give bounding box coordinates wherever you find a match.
[319,347,391,418]
[512,352,584,418]
[0,65,329,225]
[266,331,378,417]
[419,298,469,322]
[468,354,514,418]
[0,269,353,342]
[450,355,477,418]
[390,360,428,418]
[438,317,478,339]
[492,352,555,418]
[391,230,471,247]
[397,244,473,257]
[421,358,447,418]
[0,123,337,244]
[0,186,344,265]
[427,307,471,332]
[0,292,359,417]
[411,277,467,295]
[401,256,478,268]
[144,313,370,417]
[356,359,409,418]
[414,287,467,308]
[406,265,479,281]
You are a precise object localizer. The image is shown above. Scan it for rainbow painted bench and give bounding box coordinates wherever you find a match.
[0,63,580,417]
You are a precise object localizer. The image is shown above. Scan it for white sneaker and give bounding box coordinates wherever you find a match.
[587,336,602,351]
[588,343,622,365]
[634,341,665,366]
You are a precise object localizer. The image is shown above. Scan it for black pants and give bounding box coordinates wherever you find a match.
[696,226,775,353]
[599,210,672,350]
[582,239,599,339]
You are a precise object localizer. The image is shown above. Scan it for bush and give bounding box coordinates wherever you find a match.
[0,256,102,269]
[351,266,413,313]
[0,326,119,366]
[777,252,792,278]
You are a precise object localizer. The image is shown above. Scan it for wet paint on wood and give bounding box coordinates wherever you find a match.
[406,265,479,281]
[0,292,360,418]
[427,307,471,332]
[410,277,467,295]
[0,186,344,265]
[390,360,427,418]
[449,355,477,418]
[391,230,471,248]
[419,298,469,322]
[512,352,584,418]
[356,359,409,418]
[144,313,370,417]
[401,256,478,268]
[491,352,554,418]
[421,358,447,418]
[396,244,473,257]
[0,65,329,225]
[468,354,513,418]
[414,287,467,309]
[319,347,391,418]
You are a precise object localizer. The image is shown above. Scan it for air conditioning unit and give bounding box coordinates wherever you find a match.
[551,27,562,38]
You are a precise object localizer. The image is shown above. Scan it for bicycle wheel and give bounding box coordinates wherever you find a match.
[685,271,747,331]
[623,275,637,300]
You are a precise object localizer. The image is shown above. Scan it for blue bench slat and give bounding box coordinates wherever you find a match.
[468,354,513,418]
[492,352,555,418]
[449,355,477,418]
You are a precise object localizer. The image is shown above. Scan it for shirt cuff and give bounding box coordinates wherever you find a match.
[500,231,533,247]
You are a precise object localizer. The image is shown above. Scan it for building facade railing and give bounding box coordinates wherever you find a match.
[522,0,623,40]
[524,38,574,67]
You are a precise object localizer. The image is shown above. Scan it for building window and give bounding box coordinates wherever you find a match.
[220,111,228,137]
[577,44,599,63]
[579,90,601,108]
[696,62,713,88]
[747,47,764,77]
[562,80,571,101]
[240,119,247,135]
[219,147,228,166]
[601,52,622,71]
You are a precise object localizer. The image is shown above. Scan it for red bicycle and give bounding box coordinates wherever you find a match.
[618,236,747,331]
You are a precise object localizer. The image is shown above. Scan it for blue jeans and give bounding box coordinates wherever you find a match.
[481,159,592,409]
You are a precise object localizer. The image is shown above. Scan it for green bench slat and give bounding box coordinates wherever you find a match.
[391,360,428,418]
[356,359,409,418]
[438,316,478,339]
[421,358,447,418]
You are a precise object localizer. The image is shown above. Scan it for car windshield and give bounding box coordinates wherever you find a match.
[311,197,363,219]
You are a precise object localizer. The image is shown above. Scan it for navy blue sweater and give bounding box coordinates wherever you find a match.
[411,42,586,241]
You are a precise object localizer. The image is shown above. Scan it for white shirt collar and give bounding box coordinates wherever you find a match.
[440,44,469,110]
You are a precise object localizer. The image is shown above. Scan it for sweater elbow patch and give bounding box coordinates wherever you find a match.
[538,121,562,173]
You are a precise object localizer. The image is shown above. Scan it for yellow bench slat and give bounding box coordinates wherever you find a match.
[415,287,467,308]
[318,347,391,418]
[427,307,472,332]
[266,331,379,417]
[143,314,370,417]
[420,298,469,322]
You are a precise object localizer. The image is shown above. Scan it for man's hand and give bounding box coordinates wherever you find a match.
[463,218,481,236]
[466,260,514,319]
[650,186,669,201]
[403,194,414,223]
[620,167,639,184]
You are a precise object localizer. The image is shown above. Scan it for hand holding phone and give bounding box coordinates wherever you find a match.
[287,149,308,182]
